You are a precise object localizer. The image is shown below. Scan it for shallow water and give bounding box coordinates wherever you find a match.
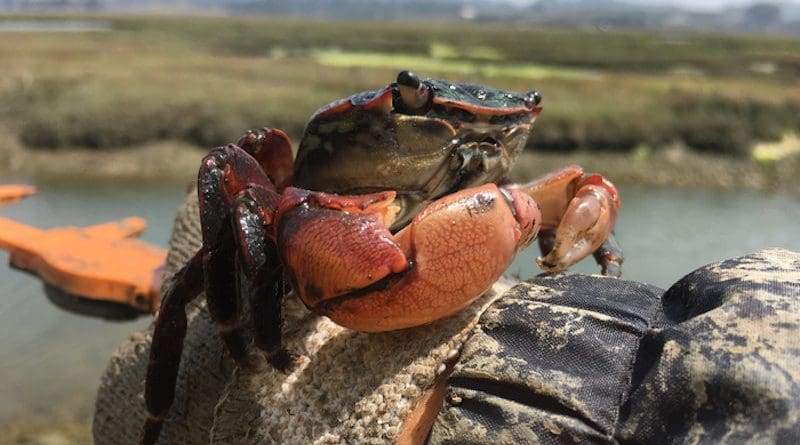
[0,178,186,422]
[1,178,799,424]
[510,186,800,288]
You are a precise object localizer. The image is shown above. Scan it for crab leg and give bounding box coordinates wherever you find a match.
[141,145,284,445]
[232,129,299,367]
[141,236,247,445]
[231,187,294,370]
[141,251,204,445]
[199,146,278,368]
[204,228,251,362]
[510,165,622,276]
[277,183,540,333]
[593,232,624,277]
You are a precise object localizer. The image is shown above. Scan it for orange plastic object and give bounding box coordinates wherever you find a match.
[0,188,166,313]
[0,184,37,206]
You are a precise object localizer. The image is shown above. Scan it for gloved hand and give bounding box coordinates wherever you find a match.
[427,248,800,444]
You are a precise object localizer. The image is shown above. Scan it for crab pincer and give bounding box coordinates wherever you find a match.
[277,184,540,332]
[510,165,623,276]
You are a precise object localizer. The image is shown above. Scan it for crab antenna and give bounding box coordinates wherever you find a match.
[396,70,430,112]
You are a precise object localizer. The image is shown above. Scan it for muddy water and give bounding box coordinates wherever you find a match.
[1,179,799,428]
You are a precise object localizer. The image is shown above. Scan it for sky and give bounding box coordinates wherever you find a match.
[504,0,800,12]
[626,0,799,11]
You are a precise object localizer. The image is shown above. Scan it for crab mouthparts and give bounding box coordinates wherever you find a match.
[460,122,532,151]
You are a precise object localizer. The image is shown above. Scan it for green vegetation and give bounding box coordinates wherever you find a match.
[1,14,799,157]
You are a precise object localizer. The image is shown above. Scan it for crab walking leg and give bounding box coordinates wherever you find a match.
[203,228,251,365]
[199,147,278,368]
[510,164,622,275]
[142,146,285,445]
[278,184,540,333]
[231,187,294,371]
[592,231,624,277]
[141,251,205,445]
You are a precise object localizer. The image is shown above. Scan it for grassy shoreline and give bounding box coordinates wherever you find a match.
[2,125,798,197]
[2,14,800,159]
[1,13,798,194]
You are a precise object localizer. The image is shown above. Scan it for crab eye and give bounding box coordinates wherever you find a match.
[395,70,431,114]
[397,70,420,89]
[525,91,542,108]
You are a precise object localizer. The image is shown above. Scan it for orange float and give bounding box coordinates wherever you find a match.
[0,185,165,316]
[0,184,37,205]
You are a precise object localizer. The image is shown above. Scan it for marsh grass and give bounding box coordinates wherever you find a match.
[1,14,799,155]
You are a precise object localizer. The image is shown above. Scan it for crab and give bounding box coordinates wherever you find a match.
[139,71,623,444]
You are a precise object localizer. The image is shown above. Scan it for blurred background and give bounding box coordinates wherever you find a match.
[1,1,799,443]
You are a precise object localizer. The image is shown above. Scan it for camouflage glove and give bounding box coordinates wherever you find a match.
[429,248,800,444]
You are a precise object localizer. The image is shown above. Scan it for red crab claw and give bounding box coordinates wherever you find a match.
[276,183,541,333]
[510,165,622,276]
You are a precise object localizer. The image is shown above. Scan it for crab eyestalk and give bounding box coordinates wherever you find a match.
[395,70,431,113]
[526,90,543,108]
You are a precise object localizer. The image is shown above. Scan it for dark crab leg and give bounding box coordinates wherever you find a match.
[141,236,247,445]
[198,146,271,368]
[231,187,294,371]
[141,250,205,445]
[232,130,298,368]
[593,231,624,277]
[203,228,250,365]
[141,145,284,445]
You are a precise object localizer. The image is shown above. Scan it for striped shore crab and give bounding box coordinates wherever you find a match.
[140,71,622,444]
